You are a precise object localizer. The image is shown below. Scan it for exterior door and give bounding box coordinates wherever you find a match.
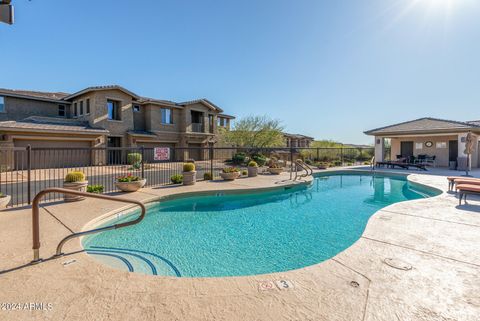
[400,141,414,158]
[449,140,458,162]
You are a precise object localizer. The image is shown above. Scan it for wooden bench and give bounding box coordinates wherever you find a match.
[456,184,480,205]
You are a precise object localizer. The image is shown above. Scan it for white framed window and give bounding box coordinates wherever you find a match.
[415,143,423,150]
[161,108,172,124]
[0,96,4,112]
[133,105,140,112]
[86,99,90,114]
[73,102,78,117]
[79,101,84,115]
[436,142,447,149]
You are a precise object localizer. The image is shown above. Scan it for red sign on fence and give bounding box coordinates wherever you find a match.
[154,147,170,161]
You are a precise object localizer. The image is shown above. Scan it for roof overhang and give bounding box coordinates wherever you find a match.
[179,99,224,113]
[366,128,480,137]
[0,127,108,136]
[0,91,69,104]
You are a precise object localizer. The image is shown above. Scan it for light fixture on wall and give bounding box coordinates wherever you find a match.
[425,141,433,148]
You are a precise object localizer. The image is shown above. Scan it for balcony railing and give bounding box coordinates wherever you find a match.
[191,123,204,133]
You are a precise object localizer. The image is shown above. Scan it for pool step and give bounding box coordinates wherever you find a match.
[86,246,181,276]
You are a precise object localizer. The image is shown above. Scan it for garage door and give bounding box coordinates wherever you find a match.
[14,139,92,169]
[138,142,176,162]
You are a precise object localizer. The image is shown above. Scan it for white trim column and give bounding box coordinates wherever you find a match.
[374,136,384,162]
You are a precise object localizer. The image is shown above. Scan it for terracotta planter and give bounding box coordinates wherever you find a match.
[0,195,11,209]
[268,167,284,175]
[115,179,147,192]
[248,167,258,177]
[220,172,240,181]
[63,181,88,202]
[183,171,197,186]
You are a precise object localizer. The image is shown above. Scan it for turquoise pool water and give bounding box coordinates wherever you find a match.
[83,173,439,277]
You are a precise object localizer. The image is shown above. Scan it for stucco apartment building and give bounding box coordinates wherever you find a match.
[0,85,234,167]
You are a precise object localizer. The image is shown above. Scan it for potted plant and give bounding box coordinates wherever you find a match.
[220,167,240,181]
[247,160,258,177]
[268,163,284,175]
[63,171,88,202]
[115,173,146,192]
[182,163,196,186]
[0,192,11,209]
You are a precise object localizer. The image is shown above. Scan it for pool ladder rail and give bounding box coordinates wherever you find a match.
[31,188,146,263]
[293,159,313,181]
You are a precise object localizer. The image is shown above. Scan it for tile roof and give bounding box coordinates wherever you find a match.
[283,133,314,140]
[178,99,223,112]
[364,117,480,135]
[0,88,70,102]
[63,85,141,100]
[0,116,109,134]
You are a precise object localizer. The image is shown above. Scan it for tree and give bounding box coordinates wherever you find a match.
[219,115,285,148]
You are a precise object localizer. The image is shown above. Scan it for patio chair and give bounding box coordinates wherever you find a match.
[447,176,480,191]
[457,184,480,205]
[425,155,436,167]
[415,154,426,164]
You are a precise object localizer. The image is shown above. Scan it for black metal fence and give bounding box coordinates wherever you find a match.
[0,146,381,207]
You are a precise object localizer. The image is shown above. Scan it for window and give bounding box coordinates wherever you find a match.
[217,117,226,127]
[415,142,423,150]
[133,105,140,112]
[58,105,66,117]
[86,99,90,114]
[79,101,84,115]
[0,96,4,112]
[73,102,78,117]
[161,108,172,124]
[107,100,121,120]
[436,142,447,149]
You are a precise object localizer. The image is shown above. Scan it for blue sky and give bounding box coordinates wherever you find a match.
[1,0,480,144]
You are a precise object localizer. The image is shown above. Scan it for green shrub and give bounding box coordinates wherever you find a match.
[87,185,104,194]
[241,170,248,176]
[304,159,313,165]
[203,172,213,180]
[183,163,195,172]
[65,171,86,183]
[232,152,247,165]
[251,154,267,166]
[333,161,342,167]
[222,167,239,173]
[128,162,141,170]
[363,161,371,165]
[127,153,142,165]
[170,174,183,184]
[248,161,258,167]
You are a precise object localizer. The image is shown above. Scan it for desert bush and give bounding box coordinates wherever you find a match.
[170,174,183,184]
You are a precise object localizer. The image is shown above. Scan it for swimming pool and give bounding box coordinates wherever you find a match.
[83,173,440,277]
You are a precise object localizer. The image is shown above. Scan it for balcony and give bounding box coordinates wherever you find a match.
[191,123,204,133]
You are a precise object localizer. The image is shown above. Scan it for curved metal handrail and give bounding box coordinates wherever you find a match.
[293,159,313,180]
[32,188,146,263]
[295,160,313,178]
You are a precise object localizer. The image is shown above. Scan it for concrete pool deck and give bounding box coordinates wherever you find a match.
[0,168,479,320]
